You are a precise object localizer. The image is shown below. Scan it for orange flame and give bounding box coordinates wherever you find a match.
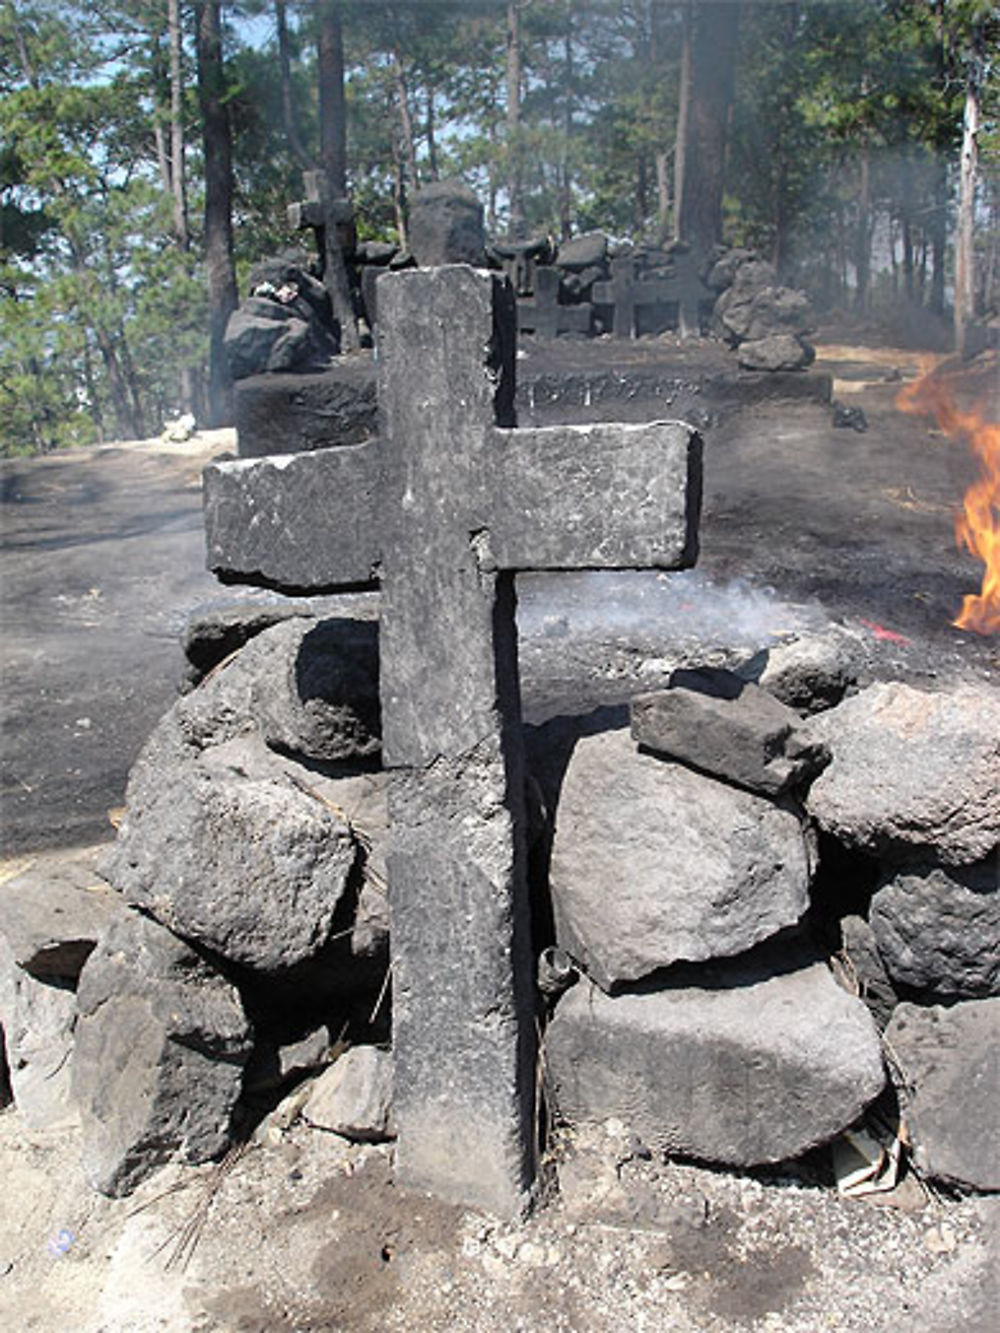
[896,364,1000,635]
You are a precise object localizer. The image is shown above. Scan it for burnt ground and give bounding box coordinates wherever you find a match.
[1,341,998,856]
[1,341,999,1330]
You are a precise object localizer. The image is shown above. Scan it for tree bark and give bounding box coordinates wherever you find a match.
[168,0,188,249]
[674,0,739,256]
[391,45,418,197]
[317,0,347,197]
[276,0,310,170]
[195,0,238,428]
[954,23,983,357]
[854,139,872,314]
[506,0,523,231]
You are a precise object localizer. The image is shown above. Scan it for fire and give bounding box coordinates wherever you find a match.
[896,363,1000,635]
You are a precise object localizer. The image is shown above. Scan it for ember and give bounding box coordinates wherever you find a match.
[896,364,1000,635]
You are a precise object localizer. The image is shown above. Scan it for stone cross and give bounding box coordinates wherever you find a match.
[517,266,592,338]
[203,267,702,1216]
[288,169,357,347]
[593,251,706,339]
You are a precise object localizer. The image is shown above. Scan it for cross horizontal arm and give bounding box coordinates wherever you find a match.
[203,439,382,594]
[485,420,702,572]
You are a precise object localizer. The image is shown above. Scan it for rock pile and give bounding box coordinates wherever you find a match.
[0,609,393,1196]
[538,670,999,1191]
[707,248,817,370]
[2,615,996,1205]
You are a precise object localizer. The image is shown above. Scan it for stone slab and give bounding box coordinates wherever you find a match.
[630,667,828,796]
[549,727,814,990]
[545,949,886,1167]
[885,999,1000,1192]
[204,440,382,594]
[233,363,377,457]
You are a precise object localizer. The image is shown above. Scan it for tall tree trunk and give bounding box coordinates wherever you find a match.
[674,1,739,257]
[168,0,188,248]
[672,3,692,243]
[195,0,238,428]
[559,3,574,241]
[506,0,523,232]
[317,0,347,197]
[954,23,983,357]
[854,140,872,314]
[276,0,310,170]
[425,87,439,181]
[391,46,418,196]
[655,150,671,243]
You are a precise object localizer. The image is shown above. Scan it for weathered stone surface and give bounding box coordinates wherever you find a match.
[747,628,858,714]
[204,441,382,594]
[224,309,335,380]
[738,334,813,372]
[743,286,814,341]
[253,616,380,761]
[104,735,359,972]
[549,727,814,990]
[556,231,608,270]
[488,420,701,573]
[870,860,1000,999]
[233,361,377,458]
[630,667,828,796]
[243,1024,332,1094]
[246,253,330,322]
[0,858,122,979]
[885,999,1000,1191]
[706,247,756,291]
[303,1045,394,1141]
[546,950,886,1166]
[804,682,1000,866]
[73,911,252,1196]
[714,260,778,341]
[407,179,485,267]
[0,935,77,1128]
[837,914,898,1030]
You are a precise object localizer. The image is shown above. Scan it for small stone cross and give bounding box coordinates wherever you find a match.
[204,267,702,1215]
[517,266,592,338]
[593,251,707,339]
[288,169,357,347]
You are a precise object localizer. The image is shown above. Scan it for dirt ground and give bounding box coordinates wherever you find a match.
[1,342,998,1330]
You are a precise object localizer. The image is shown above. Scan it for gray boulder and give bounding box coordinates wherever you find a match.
[0,857,122,980]
[549,727,815,991]
[630,667,829,796]
[104,734,360,972]
[0,935,78,1128]
[837,914,898,1030]
[714,259,778,342]
[254,617,380,762]
[73,911,252,1196]
[302,1045,394,1142]
[408,180,485,268]
[545,949,886,1167]
[885,999,999,1192]
[871,860,1000,999]
[737,334,814,372]
[743,286,815,341]
[556,231,609,271]
[746,628,859,714]
[805,682,1000,866]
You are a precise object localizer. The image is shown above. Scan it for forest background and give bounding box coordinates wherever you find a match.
[1,0,997,456]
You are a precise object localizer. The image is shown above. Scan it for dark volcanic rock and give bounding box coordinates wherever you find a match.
[549,727,814,990]
[408,179,486,268]
[555,231,609,271]
[886,998,1000,1192]
[630,667,828,796]
[738,334,814,372]
[233,360,377,458]
[545,949,885,1167]
[0,857,122,980]
[73,911,252,1196]
[870,859,1000,999]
